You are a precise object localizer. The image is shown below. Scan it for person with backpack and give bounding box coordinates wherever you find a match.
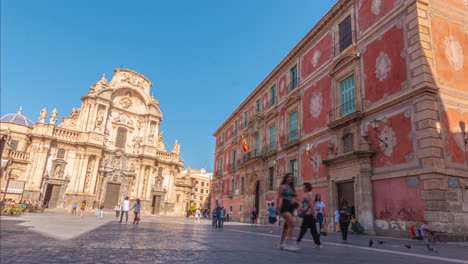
[296,183,321,248]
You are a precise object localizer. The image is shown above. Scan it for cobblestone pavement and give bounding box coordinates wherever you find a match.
[1,213,467,264]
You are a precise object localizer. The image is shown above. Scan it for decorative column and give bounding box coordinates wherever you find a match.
[146,167,154,199]
[356,166,376,234]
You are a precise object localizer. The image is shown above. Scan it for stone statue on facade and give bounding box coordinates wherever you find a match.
[171,140,181,155]
[90,74,108,92]
[157,131,166,150]
[95,108,105,131]
[54,164,62,177]
[50,108,58,125]
[38,108,47,123]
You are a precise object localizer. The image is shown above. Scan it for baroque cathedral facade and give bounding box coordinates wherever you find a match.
[0,69,193,215]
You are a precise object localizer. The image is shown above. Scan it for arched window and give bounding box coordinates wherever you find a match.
[343,133,354,153]
[57,149,66,159]
[115,127,127,148]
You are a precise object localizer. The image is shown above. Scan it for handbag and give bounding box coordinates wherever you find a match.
[298,209,306,218]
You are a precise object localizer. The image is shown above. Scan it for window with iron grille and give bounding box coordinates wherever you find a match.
[340,75,356,116]
[241,177,245,194]
[343,133,354,153]
[269,125,276,151]
[255,135,260,157]
[244,111,248,127]
[10,140,19,151]
[289,112,298,141]
[291,66,298,89]
[290,159,297,186]
[339,15,352,52]
[268,167,274,190]
[57,149,65,159]
[115,127,127,148]
[270,86,277,106]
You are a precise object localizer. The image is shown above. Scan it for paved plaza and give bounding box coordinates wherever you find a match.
[1,213,467,264]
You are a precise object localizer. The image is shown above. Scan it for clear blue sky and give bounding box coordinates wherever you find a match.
[1,0,337,171]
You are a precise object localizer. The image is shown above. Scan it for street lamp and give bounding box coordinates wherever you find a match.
[370,118,388,148]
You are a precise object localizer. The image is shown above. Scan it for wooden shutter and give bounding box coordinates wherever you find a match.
[340,75,356,116]
[289,112,298,141]
[339,15,352,52]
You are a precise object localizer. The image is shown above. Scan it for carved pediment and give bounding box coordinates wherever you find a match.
[284,95,301,109]
[330,52,361,76]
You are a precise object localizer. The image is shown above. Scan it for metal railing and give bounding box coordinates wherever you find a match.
[263,141,277,154]
[269,96,277,108]
[286,129,300,143]
[333,30,357,57]
[328,98,357,122]
[286,79,299,94]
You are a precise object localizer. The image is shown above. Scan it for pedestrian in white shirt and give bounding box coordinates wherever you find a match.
[314,194,326,235]
[119,196,130,223]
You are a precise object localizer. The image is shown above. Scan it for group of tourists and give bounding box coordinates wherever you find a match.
[115,196,141,224]
[71,197,141,224]
[211,205,227,228]
[274,173,353,251]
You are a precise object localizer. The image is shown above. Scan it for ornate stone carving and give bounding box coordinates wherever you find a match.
[310,91,323,118]
[70,108,80,119]
[38,108,47,123]
[311,50,321,67]
[119,94,133,109]
[371,0,381,15]
[444,35,464,71]
[54,164,62,177]
[121,72,147,89]
[375,52,392,81]
[90,74,109,92]
[158,131,166,150]
[95,108,105,130]
[172,140,181,155]
[49,108,58,125]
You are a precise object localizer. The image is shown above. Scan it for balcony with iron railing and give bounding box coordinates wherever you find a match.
[228,163,236,172]
[262,141,277,155]
[286,129,300,143]
[333,30,357,57]
[285,79,299,94]
[269,96,277,108]
[328,98,361,129]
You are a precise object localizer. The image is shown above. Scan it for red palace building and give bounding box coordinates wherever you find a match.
[211,0,468,239]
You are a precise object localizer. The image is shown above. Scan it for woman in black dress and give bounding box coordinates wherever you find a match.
[339,199,352,244]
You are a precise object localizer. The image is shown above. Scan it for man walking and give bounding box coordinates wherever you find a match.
[211,206,218,228]
[119,196,130,223]
[218,206,226,228]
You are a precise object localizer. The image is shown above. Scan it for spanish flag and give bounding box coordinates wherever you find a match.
[241,136,250,153]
